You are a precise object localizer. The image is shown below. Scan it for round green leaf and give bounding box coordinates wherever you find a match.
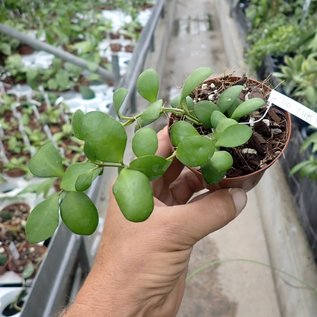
[136,68,159,102]
[171,95,194,110]
[181,67,213,99]
[217,85,244,113]
[231,98,266,121]
[72,110,85,140]
[61,162,98,191]
[129,155,171,180]
[201,151,233,184]
[215,118,237,133]
[84,142,97,161]
[132,128,158,157]
[60,192,98,235]
[202,167,225,185]
[170,121,199,146]
[113,87,128,116]
[29,142,64,177]
[206,151,234,171]
[26,193,60,243]
[113,169,154,222]
[185,96,195,112]
[226,98,243,117]
[210,110,227,128]
[82,111,127,163]
[171,95,181,108]
[176,135,215,167]
[136,99,162,129]
[194,100,218,128]
[215,124,252,148]
[75,167,102,192]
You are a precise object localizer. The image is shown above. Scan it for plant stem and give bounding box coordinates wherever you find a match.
[162,107,201,125]
[122,113,142,127]
[166,151,177,161]
[98,162,125,168]
[162,107,185,115]
[185,114,201,125]
[180,98,189,114]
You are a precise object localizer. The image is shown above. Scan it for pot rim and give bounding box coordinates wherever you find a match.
[168,74,292,182]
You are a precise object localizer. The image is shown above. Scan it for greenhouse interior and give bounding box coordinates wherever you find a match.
[0,0,317,316]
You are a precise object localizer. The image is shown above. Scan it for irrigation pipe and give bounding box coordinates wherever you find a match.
[0,23,114,82]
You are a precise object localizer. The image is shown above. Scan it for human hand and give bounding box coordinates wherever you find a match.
[64,127,247,317]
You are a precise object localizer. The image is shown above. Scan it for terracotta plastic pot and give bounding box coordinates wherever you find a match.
[169,75,292,192]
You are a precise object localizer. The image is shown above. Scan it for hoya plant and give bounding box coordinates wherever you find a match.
[26,67,266,243]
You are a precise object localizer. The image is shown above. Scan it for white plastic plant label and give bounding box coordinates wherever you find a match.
[268,89,317,128]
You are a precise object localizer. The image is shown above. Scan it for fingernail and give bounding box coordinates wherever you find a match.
[229,188,247,216]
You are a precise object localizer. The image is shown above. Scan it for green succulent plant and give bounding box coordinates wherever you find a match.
[26,67,267,243]
[273,54,317,111]
[291,131,317,180]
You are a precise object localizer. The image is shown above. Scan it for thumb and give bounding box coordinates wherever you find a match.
[169,189,247,243]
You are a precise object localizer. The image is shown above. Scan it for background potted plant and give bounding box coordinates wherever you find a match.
[25,67,291,243]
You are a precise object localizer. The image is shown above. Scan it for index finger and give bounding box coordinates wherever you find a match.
[152,126,184,198]
[156,126,173,157]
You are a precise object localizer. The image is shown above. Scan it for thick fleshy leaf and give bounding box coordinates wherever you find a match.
[231,98,266,121]
[215,118,237,133]
[208,150,233,171]
[61,162,97,191]
[113,87,128,116]
[84,142,97,161]
[82,111,127,162]
[201,167,225,184]
[171,96,194,110]
[75,168,102,192]
[136,68,159,102]
[194,101,218,128]
[129,155,171,180]
[210,110,227,128]
[217,85,244,113]
[72,110,85,140]
[29,142,64,177]
[132,128,158,157]
[26,193,60,243]
[176,135,215,167]
[181,67,213,99]
[113,169,154,222]
[170,121,199,147]
[136,99,162,129]
[60,191,98,235]
[201,151,233,184]
[226,98,243,117]
[61,162,99,191]
[215,124,252,147]
[185,96,195,112]
[171,95,181,108]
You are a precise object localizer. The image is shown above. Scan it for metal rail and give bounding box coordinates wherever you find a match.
[0,23,114,82]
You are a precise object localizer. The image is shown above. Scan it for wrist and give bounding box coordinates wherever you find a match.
[66,263,147,317]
